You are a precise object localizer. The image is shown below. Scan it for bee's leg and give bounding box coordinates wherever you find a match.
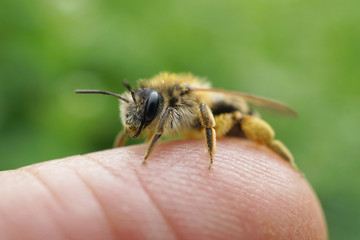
[143,107,173,165]
[113,129,128,148]
[240,115,297,170]
[198,104,216,169]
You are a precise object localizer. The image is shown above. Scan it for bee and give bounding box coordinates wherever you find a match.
[76,72,297,169]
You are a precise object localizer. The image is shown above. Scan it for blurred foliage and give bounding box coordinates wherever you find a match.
[1,0,359,238]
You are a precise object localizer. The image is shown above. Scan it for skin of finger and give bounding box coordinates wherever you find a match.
[0,138,327,240]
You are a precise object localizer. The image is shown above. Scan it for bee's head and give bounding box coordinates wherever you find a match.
[76,82,162,139]
[119,87,163,138]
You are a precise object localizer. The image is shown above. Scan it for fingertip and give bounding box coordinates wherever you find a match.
[0,138,327,239]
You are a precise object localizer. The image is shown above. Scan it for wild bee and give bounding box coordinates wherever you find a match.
[76,72,297,169]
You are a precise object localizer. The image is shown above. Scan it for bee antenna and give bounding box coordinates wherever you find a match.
[122,80,137,103]
[75,90,129,103]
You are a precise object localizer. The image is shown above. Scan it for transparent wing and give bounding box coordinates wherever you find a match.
[191,87,297,117]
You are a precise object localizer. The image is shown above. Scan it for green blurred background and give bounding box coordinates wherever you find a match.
[1,0,359,238]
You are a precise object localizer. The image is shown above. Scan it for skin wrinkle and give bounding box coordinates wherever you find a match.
[82,148,178,239]
[133,168,179,240]
[20,167,63,209]
[19,167,69,240]
[135,168,194,235]
[0,169,67,240]
[65,155,145,239]
[29,158,125,240]
[70,166,117,240]
[80,153,129,185]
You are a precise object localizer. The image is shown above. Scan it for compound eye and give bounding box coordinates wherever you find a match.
[144,91,159,123]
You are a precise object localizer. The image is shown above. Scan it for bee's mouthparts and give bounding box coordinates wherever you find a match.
[131,124,144,138]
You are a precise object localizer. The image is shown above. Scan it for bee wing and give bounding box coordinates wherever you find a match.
[191,88,297,117]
